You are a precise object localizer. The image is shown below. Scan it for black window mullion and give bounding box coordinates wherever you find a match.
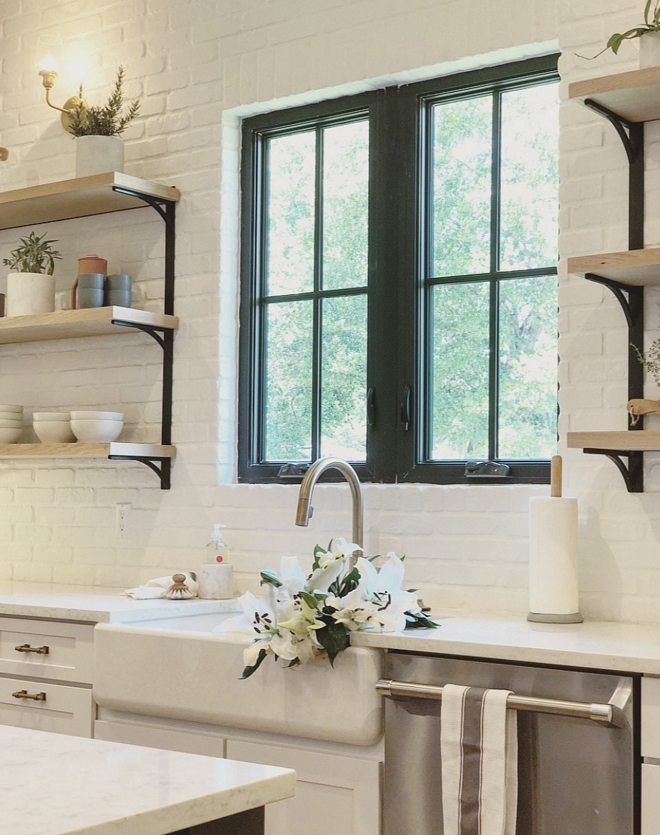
[310,126,324,461]
[488,89,503,460]
[257,135,271,464]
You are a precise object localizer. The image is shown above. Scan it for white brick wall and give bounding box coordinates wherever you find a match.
[4,0,658,624]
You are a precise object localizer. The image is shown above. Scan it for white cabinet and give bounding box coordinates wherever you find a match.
[0,616,94,737]
[226,738,381,835]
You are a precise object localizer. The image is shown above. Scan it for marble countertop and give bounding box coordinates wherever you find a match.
[1,725,295,835]
[0,582,239,623]
[351,614,660,675]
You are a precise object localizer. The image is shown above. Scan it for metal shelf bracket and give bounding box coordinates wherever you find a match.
[583,448,643,493]
[108,455,172,490]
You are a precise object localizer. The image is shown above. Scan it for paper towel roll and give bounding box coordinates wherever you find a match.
[198,564,234,600]
[528,496,581,621]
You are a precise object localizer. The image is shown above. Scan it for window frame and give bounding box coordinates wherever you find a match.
[238,54,559,485]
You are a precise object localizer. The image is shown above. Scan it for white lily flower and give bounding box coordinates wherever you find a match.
[214,588,278,636]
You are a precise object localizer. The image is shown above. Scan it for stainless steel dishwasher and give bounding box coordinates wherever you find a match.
[380,652,638,835]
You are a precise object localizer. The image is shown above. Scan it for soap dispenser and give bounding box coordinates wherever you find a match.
[198,523,234,600]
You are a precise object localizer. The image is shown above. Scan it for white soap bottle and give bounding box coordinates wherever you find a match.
[198,523,234,600]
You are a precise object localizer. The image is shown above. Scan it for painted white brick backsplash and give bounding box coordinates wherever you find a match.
[0,0,658,622]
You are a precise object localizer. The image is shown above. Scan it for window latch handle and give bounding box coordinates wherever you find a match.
[367,387,376,429]
[400,385,411,431]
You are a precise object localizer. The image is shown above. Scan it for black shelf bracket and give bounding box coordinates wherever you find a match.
[583,448,643,493]
[111,186,177,489]
[108,455,172,490]
[579,101,647,490]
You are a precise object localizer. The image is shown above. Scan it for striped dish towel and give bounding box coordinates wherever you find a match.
[440,684,518,835]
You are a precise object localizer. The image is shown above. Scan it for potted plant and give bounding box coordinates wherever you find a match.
[589,0,660,65]
[69,66,140,177]
[3,231,62,316]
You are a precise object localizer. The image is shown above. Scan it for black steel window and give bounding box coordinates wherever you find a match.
[239,55,559,484]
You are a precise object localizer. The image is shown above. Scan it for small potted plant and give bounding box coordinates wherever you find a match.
[69,66,140,178]
[3,231,62,316]
[589,0,660,65]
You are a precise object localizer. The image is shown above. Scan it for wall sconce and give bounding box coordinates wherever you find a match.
[37,44,88,134]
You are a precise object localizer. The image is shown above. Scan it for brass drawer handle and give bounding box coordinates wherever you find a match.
[14,644,49,655]
[12,690,47,702]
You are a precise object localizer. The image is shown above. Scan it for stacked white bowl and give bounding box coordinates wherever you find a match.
[70,411,124,443]
[0,405,24,444]
[33,412,75,444]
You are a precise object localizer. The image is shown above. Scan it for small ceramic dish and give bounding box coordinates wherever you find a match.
[0,427,22,443]
[33,412,71,421]
[70,410,123,421]
[70,418,123,443]
[0,417,23,428]
[0,405,23,414]
[33,421,76,444]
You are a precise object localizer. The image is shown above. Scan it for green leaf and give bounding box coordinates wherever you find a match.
[645,0,653,25]
[259,569,282,588]
[299,591,320,610]
[315,621,350,665]
[239,648,268,679]
[404,611,438,630]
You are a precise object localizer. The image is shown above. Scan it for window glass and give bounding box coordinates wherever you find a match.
[500,84,560,271]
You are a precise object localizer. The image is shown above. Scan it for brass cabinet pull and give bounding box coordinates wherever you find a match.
[14,644,49,655]
[11,690,47,701]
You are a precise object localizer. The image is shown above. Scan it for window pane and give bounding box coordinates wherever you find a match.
[498,275,557,459]
[432,96,492,278]
[500,83,559,271]
[322,120,369,291]
[264,300,313,461]
[430,282,490,459]
[321,294,368,460]
[265,131,316,296]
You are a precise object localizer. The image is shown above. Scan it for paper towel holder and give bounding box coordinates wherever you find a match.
[527,456,584,625]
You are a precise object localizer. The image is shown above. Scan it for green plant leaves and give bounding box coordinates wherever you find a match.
[240,648,268,679]
[69,66,140,138]
[260,569,283,588]
[2,231,62,275]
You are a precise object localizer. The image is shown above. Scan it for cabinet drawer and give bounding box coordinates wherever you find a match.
[0,675,93,737]
[94,719,226,757]
[0,618,94,684]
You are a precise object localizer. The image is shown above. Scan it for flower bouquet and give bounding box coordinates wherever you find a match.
[215,538,437,679]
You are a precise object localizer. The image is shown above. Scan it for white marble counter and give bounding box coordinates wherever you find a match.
[0,725,295,835]
[0,582,239,623]
[350,614,660,675]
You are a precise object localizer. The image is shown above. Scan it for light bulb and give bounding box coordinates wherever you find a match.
[39,52,59,73]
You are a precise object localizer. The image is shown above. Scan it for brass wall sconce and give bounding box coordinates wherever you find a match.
[38,50,87,134]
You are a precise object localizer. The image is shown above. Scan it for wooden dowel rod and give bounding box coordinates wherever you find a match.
[551,455,562,498]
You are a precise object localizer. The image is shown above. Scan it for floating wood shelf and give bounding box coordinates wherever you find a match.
[0,443,176,459]
[0,172,180,231]
[567,431,660,452]
[569,66,660,123]
[0,306,179,345]
[567,247,660,285]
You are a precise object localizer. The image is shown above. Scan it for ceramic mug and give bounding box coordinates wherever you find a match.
[72,273,105,309]
[105,274,132,308]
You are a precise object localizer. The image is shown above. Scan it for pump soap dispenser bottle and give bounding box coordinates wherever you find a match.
[198,523,234,600]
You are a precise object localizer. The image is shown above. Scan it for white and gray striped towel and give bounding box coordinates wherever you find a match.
[440,684,518,835]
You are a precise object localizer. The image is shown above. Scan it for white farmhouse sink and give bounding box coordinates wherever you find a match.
[94,612,383,746]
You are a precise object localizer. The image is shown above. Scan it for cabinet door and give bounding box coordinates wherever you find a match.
[226,739,381,835]
[0,676,93,737]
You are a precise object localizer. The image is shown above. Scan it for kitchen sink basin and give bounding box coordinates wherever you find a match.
[93,611,384,746]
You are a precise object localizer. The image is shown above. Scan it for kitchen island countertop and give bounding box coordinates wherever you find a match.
[0,725,295,835]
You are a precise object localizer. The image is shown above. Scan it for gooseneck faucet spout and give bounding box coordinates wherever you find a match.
[295,456,363,567]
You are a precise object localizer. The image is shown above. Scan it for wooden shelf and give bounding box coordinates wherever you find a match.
[0,172,180,231]
[0,306,179,345]
[0,442,176,459]
[569,66,660,123]
[567,247,660,285]
[567,431,660,451]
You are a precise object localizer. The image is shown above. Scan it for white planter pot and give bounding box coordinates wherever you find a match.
[640,31,660,67]
[6,272,56,317]
[75,135,124,178]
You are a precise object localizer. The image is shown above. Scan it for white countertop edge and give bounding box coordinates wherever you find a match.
[350,615,660,675]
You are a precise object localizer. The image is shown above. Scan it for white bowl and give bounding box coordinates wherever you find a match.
[0,405,23,414]
[0,427,22,443]
[33,412,70,421]
[70,411,123,421]
[33,421,76,444]
[0,418,23,428]
[70,418,123,443]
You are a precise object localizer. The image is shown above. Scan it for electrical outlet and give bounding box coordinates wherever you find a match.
[116,503,131,539]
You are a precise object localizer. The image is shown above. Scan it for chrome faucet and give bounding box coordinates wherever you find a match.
[295,456,363,568]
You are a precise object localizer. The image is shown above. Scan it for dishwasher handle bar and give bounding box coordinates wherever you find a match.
[376,679,625,727]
